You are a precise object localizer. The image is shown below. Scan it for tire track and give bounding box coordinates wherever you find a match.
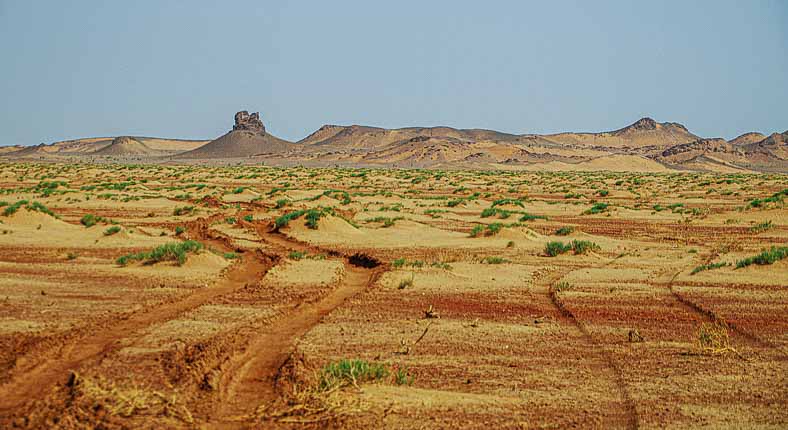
[662,268,786,356]
[0,221,276,416]
[211,262,381,426]
[208,224,385,426]
[534,268,640,430]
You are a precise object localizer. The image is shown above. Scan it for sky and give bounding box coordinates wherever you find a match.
[0,0,786,145]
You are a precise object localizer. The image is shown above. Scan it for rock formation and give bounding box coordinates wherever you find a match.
[233,111,265,134]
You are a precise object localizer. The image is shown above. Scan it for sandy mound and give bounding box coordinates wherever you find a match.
[0,208,171,248]
[93,136,165,156]
[222,188,261,203]
[285,216,542,250]
[264,259,344,287]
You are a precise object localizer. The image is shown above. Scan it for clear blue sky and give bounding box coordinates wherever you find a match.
[1,0,786,145]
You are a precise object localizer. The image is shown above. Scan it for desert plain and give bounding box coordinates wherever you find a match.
[0,160,785,429]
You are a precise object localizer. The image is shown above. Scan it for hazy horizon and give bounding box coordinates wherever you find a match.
[1,0,786,146]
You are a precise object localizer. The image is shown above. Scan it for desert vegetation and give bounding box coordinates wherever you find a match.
[0,162,785,429]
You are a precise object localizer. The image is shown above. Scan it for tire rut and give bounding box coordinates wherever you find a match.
[0,236,275,416]
[661,268,786,356]
[207,224,384,427]
[536,268,640,430]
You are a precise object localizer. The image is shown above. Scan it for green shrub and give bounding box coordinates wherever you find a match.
[116,240,203,266]
[318,359,390,391]
[571,240,600,255]
[243,214,254,222]
[691,262,730,275]
[555,226,574,236]
[583,202,609,215]
[481,256,509,264]
[103,226,121,236]
[173,206,194,216]
[469,225,485,238]
[274,208,332,230]
[175,226,185,236]
[480,207,498,218]
[749,221,773,233]
[80,214,99,227]
[519,213,547,222]
[2,200,57,218]
[735,247,788,268]
[545,241,572,257]
[288,250,308,260]
[487,222,503,235]
[275,199,290,209]
[491,198,524,208]
[223,252,239,259]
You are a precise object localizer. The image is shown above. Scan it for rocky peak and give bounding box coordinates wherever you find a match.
[629,117,658,131]
[233,111,265,134]
[112,136,136,145]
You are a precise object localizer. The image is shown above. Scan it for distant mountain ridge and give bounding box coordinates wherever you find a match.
[1,115,784,172]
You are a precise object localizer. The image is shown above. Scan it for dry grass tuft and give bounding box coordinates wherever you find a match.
[697,321,741,357]
[66,372,194,423]
[256,383,363,425]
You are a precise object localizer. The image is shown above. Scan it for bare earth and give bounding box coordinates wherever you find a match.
[0,162,786,429]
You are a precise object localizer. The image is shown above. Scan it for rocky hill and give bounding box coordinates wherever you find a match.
[175,111,295,159]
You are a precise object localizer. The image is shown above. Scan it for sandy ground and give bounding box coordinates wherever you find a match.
[0,162,785,429]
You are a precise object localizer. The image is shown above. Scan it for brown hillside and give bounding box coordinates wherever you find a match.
[729,132,767,146]
[93,136,164,156]
[545,117,699,150]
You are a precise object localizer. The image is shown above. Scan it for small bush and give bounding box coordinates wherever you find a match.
[571,240,600,255]
[289,250,308,260]
[735,246,788,268]
[116,240,203,266]
[545,241,572,257]
[555,226,574,236]
[583,202,609,215]
[691,261,730,275]
[103,226,121,236]
[749,221,773,233]
[80,214,100,227]
[486,222,503,235]
[175,226,185,236]
[481,256,509,264]
[469,225,485,237]
[519,213,547,222]
[275,208,331,230]
[318,359,390,391]
[173,206,194,216]
[223,252,239,259]
[2,200,58,218]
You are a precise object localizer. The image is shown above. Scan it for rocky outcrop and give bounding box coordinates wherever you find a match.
[175,110,293,159]
[233,111,265,134]
[660,138,733,158]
